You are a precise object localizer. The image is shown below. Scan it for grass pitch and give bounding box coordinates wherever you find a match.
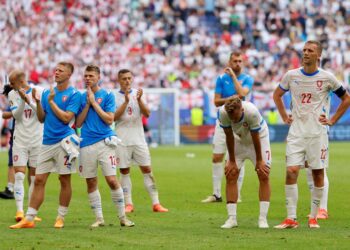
[0,143,349,249]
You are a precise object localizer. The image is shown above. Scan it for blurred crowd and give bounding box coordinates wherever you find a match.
[0,0,350,99]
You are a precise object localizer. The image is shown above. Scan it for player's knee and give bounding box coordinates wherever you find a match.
[120,168,130,175]
[257,172,269,182]
[34,176,46,186]
[286,167,299,180]
[140,166,151,174]
[212,154,224,163]
[225,171,239,183]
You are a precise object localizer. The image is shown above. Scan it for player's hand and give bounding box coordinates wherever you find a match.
[224,67,236,79]
[283,114,293,125]
[224,160,239,178]
[87,87,95,105]
[136,88,143,101]
[124,91,130,103]
[255,160,270,177]
[32,88,40,102]
[48,86,55,103]
[18,89,30,104]
[319,114,334,126]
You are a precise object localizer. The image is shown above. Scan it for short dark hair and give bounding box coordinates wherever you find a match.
[2,84,13,97]
[85,64,100,74]
[118,69,132,77]
[225,96,242,113]
[58,62,74,74]
[305,40,323,56]
[230,51,242,59]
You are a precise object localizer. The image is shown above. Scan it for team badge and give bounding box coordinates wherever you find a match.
[316,80,323,90]
[62,95,68,102]
[97,98,102,104]
[243,122,248,128]
[13,155,18,162]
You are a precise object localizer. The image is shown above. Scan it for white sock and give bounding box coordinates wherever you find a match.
[120,173,133,205]
[111,187,125,219]
[88,189,103,220]
[320,171,329,210]
[285,184,298,219]
[57,205,68,219]
[237,166,245,199]
[212,162,223,198]
[143,173,159,205]
[28,176,35,206]
[25,207,38,222]
[14,172,25,212]
[259,201,270,220]
[310,186,323,218]
[306,168,314,191]
[8,182,14,192]
[226,203,237,219]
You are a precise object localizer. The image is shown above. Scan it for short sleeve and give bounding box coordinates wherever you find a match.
[247,104,262,132]
[66,91,82,115]
[279,72,290,92]
[242,76,254,92]
[8,91,19,112]
[214,75,224,95]
[41,89,49,112]
[105,92,116,113]
[218,107,231,128]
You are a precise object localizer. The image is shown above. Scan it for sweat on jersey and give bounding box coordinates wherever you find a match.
[215,72,254,99]
[218,101,268,145]
[115,89,147,146]
[279,68,343,138]
[41,86,81,145]
[8,87,44,147]
[79,88,116,148]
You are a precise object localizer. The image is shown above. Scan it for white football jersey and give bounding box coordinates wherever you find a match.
[279,68,342,137]
[115,89,147,146]
[8,86,44,146]
[218,101,268,145]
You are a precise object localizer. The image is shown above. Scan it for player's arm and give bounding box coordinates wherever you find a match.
[76,101,90,128]
[2,111,13,119]
[273,86,292,125]
[223,127,239,177]
[114,93,129,121]
[137,89,150,118]
[250,131,269,177]
[319,89,350,126]
[47,87,74,124]
[225,67,250,97]
[9,92,25,120]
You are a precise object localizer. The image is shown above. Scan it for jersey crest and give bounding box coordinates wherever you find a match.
[62,95,68,102]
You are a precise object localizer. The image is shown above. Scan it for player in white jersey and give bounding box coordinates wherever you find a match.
[219,98,271,229]
[273,40,350,229]
[114,69,168,213]
[8,70,43,222]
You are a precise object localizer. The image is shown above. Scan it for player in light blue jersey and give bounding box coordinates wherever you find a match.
[10,62,81,229]
[202,51,254,203]
[76,65,134,228]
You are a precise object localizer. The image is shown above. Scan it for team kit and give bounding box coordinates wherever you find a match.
[5,40,350,230]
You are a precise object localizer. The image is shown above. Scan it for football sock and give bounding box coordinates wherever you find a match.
[88,189,103,220]
[259,201,270,220]
[143,172,159,205]
[120,173,133,205]
[237,166,245,199]
[285,184,298,219]
[14,172,25,212]
[57,205,68,219]
[226,203,237,219]
[310,186,324,218]
[25,207,38,222]
[212,162,223,198]
[111,187,125,219]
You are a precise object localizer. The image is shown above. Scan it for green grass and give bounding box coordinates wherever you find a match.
[0,143,349,250]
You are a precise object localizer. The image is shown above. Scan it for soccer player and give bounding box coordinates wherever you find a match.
[114,69,168,213]
[273,40,350,229]
[7,70,44,222]
[76,65,134,227]
[202,51,254,203]
[219,97,271,229]
[0,85,15,200]
[10,62,82,229]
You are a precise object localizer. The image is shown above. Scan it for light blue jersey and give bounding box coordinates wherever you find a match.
[80,88,116,148]
[215,73,254,99]
[41,86,81,145]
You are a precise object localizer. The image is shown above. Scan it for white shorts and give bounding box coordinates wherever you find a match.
[212,120,226,154]
[12,142,40,168]
[286,134,328,170]
[232,135,272,169]
[116,144,151,169]
[79,140,117,178]
[36,138,77,175]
